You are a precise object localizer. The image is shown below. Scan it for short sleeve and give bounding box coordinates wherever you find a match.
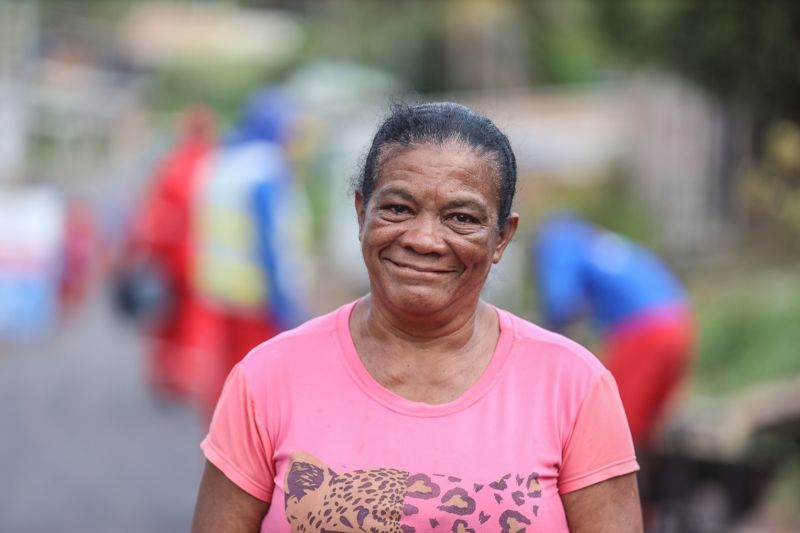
[200,364,275,502]
[558,371,639,494]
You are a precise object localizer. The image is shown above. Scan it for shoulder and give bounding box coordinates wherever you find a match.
[496,308,619,449]
[234,303,353,388]
[498,307,606,387]
[236,303,352,386]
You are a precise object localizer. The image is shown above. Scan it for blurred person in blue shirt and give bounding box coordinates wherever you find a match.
[193,87,311,418]
[532,211,693,449]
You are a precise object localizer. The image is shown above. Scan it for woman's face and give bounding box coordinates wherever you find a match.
[356,142,518,319]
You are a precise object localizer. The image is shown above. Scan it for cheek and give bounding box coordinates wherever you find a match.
[452,235,497,265]
[362,219,402,249]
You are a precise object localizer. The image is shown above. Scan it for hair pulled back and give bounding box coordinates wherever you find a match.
[357,102,517,228]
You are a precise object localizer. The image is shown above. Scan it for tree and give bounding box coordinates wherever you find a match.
[592,0,800,122]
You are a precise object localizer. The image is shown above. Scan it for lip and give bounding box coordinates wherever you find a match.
[383,258,455,275]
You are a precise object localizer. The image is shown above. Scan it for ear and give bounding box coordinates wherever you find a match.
[492,213,519,264]
[355,191,366,241]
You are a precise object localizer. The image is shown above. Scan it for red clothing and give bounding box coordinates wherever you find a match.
[603,308,693,447]
[134,138,209,289]
[132,121,214,400]
[195,309,280,420]
[132,108,283,414]
[60,202,98,314]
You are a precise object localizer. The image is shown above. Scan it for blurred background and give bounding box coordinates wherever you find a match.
[0,1,798,532]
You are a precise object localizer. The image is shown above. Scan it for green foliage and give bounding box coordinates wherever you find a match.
[147,60,288,125]
[739,120,800,245]
[591,0,800,118]
[521,0,614,84]
[525,177,656,245]
[577,178,656,245]
[692,272,800,395]
[300,1,444,93]
[291,0,615,92]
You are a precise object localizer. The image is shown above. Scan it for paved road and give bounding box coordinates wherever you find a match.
[0,289,204,533]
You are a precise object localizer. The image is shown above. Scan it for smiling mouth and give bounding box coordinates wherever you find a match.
[384,258,455,275]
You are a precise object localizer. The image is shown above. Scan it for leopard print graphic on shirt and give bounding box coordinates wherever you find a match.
[284,452,542,533]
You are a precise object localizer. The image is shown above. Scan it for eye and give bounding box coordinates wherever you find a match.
[450,213,480,225]
[388,205,410,215]
[379,203,413,220]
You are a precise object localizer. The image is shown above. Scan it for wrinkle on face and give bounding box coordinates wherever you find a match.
[371,140,502,219]
[357,141,511,320]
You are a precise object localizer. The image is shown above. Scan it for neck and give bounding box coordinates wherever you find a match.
[350,295,500,403]
[358,293,486,349]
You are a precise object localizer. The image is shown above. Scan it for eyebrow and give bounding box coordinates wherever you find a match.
[374,187,416,203]
[443,198,489,215]
[376,187,490,216]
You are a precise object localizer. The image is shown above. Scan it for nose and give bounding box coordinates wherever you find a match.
[399,214,447,256]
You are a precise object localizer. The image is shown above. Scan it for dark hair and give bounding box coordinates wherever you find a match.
[357,102,517,229]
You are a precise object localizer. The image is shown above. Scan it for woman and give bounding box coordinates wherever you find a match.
[192,103,643,532]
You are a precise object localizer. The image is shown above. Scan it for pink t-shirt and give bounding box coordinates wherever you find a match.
[201,301,638,532]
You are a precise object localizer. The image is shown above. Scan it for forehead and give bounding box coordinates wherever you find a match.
[375,142,499,204]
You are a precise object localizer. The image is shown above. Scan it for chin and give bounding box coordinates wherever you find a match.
[382,286,457,318]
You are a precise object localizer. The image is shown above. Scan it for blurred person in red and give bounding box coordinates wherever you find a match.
[532,211,694,450]
[192,87,310,419]
[127,106,218,402]
[60,199,99,316]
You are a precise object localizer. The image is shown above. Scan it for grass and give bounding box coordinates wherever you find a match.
[691,268,800,395]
